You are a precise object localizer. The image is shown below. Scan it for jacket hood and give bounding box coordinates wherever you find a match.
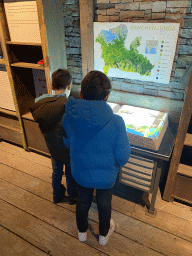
[64,97,113,134]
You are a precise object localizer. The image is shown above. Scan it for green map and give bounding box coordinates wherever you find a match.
[95,24,154,76]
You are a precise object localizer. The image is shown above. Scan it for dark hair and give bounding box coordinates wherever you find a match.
[81,70,112,100]
[52,69,72,90]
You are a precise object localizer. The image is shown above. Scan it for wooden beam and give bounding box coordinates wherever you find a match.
[79,0,94,78]
[184,133,192,147]
[36,0,52,94]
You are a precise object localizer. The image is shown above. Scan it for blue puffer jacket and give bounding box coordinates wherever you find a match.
[62,97,131,189]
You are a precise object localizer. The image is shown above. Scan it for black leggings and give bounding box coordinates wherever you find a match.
[76,183,113,236]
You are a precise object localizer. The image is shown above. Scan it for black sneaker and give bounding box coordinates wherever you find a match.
[68,197,77,205]
[53,184,66,204]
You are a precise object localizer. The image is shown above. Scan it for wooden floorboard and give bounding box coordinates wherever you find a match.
[0,225,49,256]
[0,141,192,256]
[0,199,106,256]
[0,141,52,168]
[0,172,164,256]
[1,141,191,222]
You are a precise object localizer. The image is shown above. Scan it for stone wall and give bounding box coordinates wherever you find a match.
[63,0,192,101]
[63,0,82,86]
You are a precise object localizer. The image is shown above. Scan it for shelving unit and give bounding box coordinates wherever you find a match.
[0,0,67,153]
[0,0,23,146]
[163,63,192,204]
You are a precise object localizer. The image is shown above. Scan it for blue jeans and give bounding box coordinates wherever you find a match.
[76,183,112,236]
[51,159,76,198]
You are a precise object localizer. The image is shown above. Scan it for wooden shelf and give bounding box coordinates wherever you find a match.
[22,112,34,121]
[6,41,42,46]
[0,107,17,117]
[177,163,192,178]
[11,62,44,70]
[184,133,192,147]
[0,59,5,65]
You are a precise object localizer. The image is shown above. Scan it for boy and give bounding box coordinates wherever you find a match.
[62,70,131,245]
[30,69,77,205]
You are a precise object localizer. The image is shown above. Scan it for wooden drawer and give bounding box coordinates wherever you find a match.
[173,173,192,204]
[0,125,22,145]
[0,114,20,130]
[119,154,155,192]
[23,118,50,155]
[0,111,22,145]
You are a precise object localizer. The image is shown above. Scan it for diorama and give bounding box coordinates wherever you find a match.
[107,102,168,151]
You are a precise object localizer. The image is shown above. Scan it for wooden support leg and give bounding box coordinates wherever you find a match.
[146,160,163,217]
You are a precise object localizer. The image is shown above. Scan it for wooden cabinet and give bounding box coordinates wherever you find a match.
[163,64,192,204]
[0,0,67,153]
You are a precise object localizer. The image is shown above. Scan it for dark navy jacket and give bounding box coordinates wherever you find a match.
[30,96,70,163]
[62,97,131,189]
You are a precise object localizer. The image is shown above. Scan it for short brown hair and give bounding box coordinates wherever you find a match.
[52,69,72,90]
[81,70,112,100]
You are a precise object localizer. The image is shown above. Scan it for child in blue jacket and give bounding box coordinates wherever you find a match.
[62,70,131,246]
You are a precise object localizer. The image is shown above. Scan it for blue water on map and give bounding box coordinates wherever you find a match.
[102,30,118,43]
[126,127,160,138]
[145,46,149,54]
[126,128,144,137]
[145,46,157,54]
[148,128,160,138]
[150,47,157,54]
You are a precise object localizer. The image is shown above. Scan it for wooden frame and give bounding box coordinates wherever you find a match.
[79,1,181,213]
[79,0,191,210]
[78,0,183,123]
[163,67,192,202]
[79,0,94,78]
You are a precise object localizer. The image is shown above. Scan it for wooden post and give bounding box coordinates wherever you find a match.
[0,0,28,150]
[36,0,52,94]
[163,70,192,201]
[79,0,94,78]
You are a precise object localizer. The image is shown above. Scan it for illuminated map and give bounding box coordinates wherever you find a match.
[107,102,168,150]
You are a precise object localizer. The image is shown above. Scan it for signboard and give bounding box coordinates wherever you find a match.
[4,0,41,43]
[0,65,15,111]
[94,22,180,84]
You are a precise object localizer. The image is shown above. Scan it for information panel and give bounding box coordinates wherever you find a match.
[4,0,41,43]
[94,22,180,84]
[0,65,15,111]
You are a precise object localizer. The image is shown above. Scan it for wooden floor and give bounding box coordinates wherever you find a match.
[0,141,192,256]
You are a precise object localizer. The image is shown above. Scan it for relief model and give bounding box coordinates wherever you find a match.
[107,103,168,151]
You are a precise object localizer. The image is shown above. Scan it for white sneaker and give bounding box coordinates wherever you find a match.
[78,231,87,242]
[99,219,115,246]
